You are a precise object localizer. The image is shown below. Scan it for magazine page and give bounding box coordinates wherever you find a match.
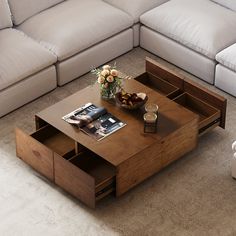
[62,103,126,140]
[81,112,126,141]
[62,103,107,127]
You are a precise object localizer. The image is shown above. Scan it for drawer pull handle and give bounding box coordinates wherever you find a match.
[32,150,41,159]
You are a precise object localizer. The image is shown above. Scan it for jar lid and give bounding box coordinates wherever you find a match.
[145,103,159,113]
[143,112,157,123]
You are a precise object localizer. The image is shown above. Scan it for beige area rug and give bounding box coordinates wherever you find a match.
[1,48,236,236]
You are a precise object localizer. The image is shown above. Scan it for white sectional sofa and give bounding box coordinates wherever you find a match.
[215,44,236,97]
[15,0,135,85]
[103,0,168,46]
[0,0,167,117]
[0,0,57,117]
[1,0,236,117]
[140,0,236,84]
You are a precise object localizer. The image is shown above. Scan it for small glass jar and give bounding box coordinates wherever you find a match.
[145,103,159,114]
[143,112,158,133]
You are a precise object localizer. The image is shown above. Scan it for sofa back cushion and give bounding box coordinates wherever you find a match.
[0,0,13,29]
[211,0,236,12]
[8,0,65,25]
[103,0,169,23]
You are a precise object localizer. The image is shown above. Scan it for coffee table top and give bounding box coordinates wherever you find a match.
[36,79,198,166]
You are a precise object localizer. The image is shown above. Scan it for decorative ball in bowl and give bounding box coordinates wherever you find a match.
[115,91,148,110]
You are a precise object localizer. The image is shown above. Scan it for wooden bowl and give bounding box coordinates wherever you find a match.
[115,92,148,110]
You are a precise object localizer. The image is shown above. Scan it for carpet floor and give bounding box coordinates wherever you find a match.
[1,48,236,236]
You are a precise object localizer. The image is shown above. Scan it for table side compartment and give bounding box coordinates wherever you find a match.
[54,153,96,208]
[145,57,184,90]
[184,80,226,129]
[31,125,75,157]
[144,57,226,130]
[15,127,54,181]
[54,150,116,207]
[173,93,221,134]
[35,115,48,130]
[69,152,116,200]
[134,72,181,99]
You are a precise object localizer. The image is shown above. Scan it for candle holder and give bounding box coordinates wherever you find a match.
[143,112,158,133]
[145,103,158,114]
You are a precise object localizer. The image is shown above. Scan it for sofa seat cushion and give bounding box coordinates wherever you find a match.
[140,0,236,59]
[211,0,236,12]
[0,0,13,29]
[8,0,65,25]
[216,44,236,72]
[103,0,168,23]
[0,29,57,91]
[18,0,134,61]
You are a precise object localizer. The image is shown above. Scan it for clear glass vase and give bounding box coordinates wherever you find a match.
[100,84,118,100]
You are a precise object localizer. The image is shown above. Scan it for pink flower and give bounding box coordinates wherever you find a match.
[111,69,118,77]
[102,65,111,70]
[97,76,105,84]
[106,75,114,83]
[101,69,110,77]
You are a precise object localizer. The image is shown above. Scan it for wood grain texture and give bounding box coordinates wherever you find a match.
[145,57,226,129]
[116,116,198,196]
[15,57,227,208]
[15,128,54,181]
[31,125,75,157]
[69,152,116,187]
[36,79,196,167]
[146,57,184,90]
[184,80,227,128]
[161,117,198,168]
[134,72,180,98]
[173,93,221,130]
[116,142,162,196]
[35,116,48,130]
[54,153,96,208]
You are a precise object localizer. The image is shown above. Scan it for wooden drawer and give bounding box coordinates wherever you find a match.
[173,93,221,135]
[183,80,226,129]
[134,72,180,99]
[15,125,75,181]
[145,58,184,90]
[16,125,115,208]
[54,150,116,208]
[144,57,227,132]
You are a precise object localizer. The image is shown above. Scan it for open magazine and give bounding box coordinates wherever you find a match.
[62,103,126,141]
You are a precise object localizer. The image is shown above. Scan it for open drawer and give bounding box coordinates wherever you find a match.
[144,57,227,131]
[15,125,116,208]
[134,72,180,99]
[173,93,221,135]
[15,125,75,181]
[54,150,116,208]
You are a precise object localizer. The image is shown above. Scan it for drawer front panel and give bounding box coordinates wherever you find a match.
[162,117,198,167]
[184,80,226,128]
[116,142,162,196]
[173,93,221,133]
[146,57,184,90]
[54,153,96,208]
[15,128,54,181]
[144,57,227,131]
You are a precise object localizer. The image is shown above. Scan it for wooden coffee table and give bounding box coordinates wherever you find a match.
[15,58,227,208]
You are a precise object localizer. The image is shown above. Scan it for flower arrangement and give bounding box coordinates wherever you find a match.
[91,63,122,100]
